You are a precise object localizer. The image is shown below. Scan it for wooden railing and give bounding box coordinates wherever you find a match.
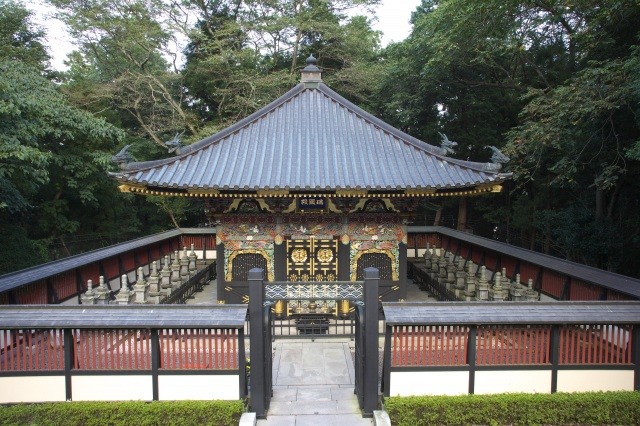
[382,302,640,396]
[0,305,246,404]
[0,228,216,305]
[407,226,640,301]
[3,225,640,306]
[160,261,216,304]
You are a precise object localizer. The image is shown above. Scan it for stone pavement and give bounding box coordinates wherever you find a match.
[257,340,373,426]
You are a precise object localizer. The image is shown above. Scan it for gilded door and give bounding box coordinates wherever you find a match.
[286,237,338,282]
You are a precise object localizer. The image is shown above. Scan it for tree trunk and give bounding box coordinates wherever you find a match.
[595,188,605,220]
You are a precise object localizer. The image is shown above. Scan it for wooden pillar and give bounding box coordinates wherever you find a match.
[274,242,286,281]
[363,267,379,416]
[248,268,267,418]
[398,242,407,300]
[216,243,225,302]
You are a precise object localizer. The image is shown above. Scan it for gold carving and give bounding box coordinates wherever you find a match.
[340,234,350,245]
[282,199,297,213]
[291,248,308,263]
[274,234,284,245]
[404,188,436,196]
[188,189,220,196]
[225,249,274,282]
[317,248,334,263]
[350,249,399,281]
[327,199,342,213]
[336,189,367,197]
[257,189,289,197]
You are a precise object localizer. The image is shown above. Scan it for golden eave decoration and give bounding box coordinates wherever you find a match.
[117,183,503,198]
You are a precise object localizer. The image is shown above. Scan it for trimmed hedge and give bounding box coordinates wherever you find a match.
[0,400,244,426]
[385,392,640,426]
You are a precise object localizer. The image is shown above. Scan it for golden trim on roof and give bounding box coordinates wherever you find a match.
[117,183,502,198]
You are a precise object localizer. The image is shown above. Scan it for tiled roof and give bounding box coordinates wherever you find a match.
[112,83,509,193]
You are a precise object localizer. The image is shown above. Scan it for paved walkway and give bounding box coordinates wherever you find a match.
[257,340,373,426]
[184,275,431,425]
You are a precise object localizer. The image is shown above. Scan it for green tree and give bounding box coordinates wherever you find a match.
[375,0,640,274]
[52,0,198,147]
[0,1,49,70]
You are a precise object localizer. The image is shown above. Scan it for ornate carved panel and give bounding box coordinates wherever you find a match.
[225,249,273,281]
[351,249,398,281]
[286,237,338,282]
[355,252,393,280]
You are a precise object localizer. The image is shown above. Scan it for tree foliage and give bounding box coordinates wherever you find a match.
[374,0,640,274]
[2,0,640,278]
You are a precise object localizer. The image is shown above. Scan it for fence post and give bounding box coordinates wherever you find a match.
[151,329,160,400]
[550,324,560,393]
[467,325,477,394]
[632,325,640,391]
[238,327,247,398]
[248,268,267,418]
[63,328,74,400]
[382,323,392,397]
[363,267,379,416]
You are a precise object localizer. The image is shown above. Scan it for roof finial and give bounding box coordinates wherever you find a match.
[306,54,318,67]
[301,54,322,85]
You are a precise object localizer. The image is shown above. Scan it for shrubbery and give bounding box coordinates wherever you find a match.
[0,400,244,426]
[385,392,640,426]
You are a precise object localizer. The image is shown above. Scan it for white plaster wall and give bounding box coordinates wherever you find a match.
[407,249,416,258]
[158,375,239,400]
[474,370,552,394]
[0,376,66,403]
[557,370,634,392]
[72,375,153,401]
[416,249,428,258]
[206,250,217,259]
[389,371,468,396]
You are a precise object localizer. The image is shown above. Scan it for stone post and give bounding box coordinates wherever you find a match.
[445,253,456,292]
[94,276,110,305]
[81,279,96,305]
[490,272,504,301]
[500,267,510,300]
[424,243,432,270]
[464,262,476,301]
[180,247,190,281]
[133,267,149,304]
[171,250,182,291]
[160,255,172,296]
[115,274,134,305]
[525,278,540,301]
[511,273,523,301]
[454,258,466,299]
[148,261,163,304]
[436,250,447,284]
[430,247,440,281]
[188,243,198,274]
[475,266,489,301]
